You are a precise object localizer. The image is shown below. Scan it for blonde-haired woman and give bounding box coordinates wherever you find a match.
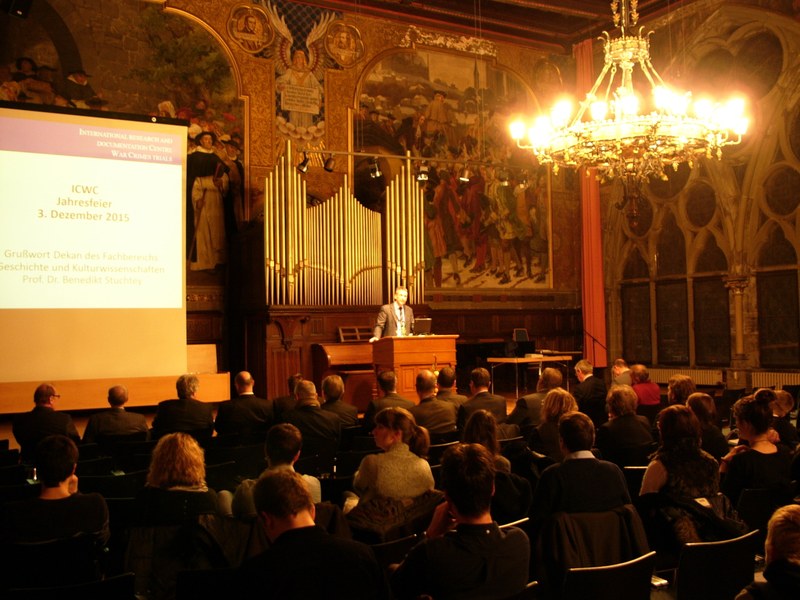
[137,432,221,519]
[528,388,578,462]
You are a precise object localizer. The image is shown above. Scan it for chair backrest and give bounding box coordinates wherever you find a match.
[427,440,459,465]
[95,431,149,456]
[675,529,759,600]
[78,469,148,498]
[5,572,137,600]
[0,463,27,486]
[350,435,379,451]
[0,534,104,590]
[0,481,41,504]
[736,487,794,534]
[370,532,421,573]
[535,504,651,590]
[334,449,381,477]
[623,466,647,498]
[562,551,656,600]
[0,447,20,467]
[606,442,658,468]
[204,461,239,493]
[499,517,531,530]
[500,580,539,600]
[75,456,116,477]
[175,567,239,600]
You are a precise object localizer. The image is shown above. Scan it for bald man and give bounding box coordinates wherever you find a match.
[215,371,275,439]
[82,385,149,443]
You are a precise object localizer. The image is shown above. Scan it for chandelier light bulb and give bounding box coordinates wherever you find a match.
[550,99,573,128]
[590,100,608,121]
[509,120,526,141]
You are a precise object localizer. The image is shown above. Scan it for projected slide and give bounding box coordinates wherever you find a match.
[0,104,188,385]
[0,111,184,309]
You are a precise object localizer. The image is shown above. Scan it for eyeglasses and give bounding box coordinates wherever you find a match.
[51,394,61,398]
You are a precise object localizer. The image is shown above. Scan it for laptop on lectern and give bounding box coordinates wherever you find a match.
[414,318,432,335]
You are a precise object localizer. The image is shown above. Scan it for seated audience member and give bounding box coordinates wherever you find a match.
[13,383,80,461]
[462,409,511,472]
[239,470,387,599]
[640,405,724,549]
[457,367,507,429]
[320,374,359,427]
[463,409,532,524]
[667,374,696,406]
[82,385,149,444]
[736,504,800,600]
[363,370,414,431]
[435,366,468,408]
[0,435,109,544]
[630,364,662,410]
[280,380,340,453]
[273,372,303,421]
[352,407,433,504]
[771,389,799,450]
[721,390,793,506]
[214,371,274,439]
[391,443,530,600]
[137,432,221,518]
[528,387,578,462]
[686,392,730,460]
[572,359,608,428]
[229,423,322,519]
[611,358,632,386]
[411,369,458,435]
[596,385,654,466]
[507,367,562,428]
[151,374,214,440]
[531,411,630,519]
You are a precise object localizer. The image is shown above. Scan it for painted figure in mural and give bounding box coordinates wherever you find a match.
[420,90,453,153]
[275,50,324,129]
[187,131,230,271]
[265,1,336,132]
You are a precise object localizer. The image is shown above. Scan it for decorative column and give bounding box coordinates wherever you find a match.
[724,273,749,389]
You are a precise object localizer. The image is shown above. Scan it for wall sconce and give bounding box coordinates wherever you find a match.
[323,155,336,172]
[369,157,382,179]
[458,167,471,183]
[296,153,310,174]
[417,164,429,182]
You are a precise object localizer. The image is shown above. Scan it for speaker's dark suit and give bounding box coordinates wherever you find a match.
[13,406,80,461]
[573,375,608,428]
[373,303,415,338]
[151,398,214,438]
[458,391,508,429]
[214,393,274,438]
[82,408,149,443]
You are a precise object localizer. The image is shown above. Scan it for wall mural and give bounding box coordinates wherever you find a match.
[355,49,551,290]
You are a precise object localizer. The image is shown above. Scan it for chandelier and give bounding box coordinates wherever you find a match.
[509,0,748,196]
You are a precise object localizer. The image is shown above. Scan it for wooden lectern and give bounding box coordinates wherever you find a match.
[372,335,458,400]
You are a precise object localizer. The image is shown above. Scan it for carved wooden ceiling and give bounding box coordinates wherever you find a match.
[310,0,700,53]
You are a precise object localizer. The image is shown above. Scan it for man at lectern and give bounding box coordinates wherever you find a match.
[369,286,415,342]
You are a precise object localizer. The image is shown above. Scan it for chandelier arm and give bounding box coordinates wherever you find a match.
[572,61,615,124]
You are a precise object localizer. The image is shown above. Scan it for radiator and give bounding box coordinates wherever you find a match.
[647,368,723,386]
[751,371,800,389]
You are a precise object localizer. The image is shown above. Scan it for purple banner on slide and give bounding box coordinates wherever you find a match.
[0,115,185,165]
